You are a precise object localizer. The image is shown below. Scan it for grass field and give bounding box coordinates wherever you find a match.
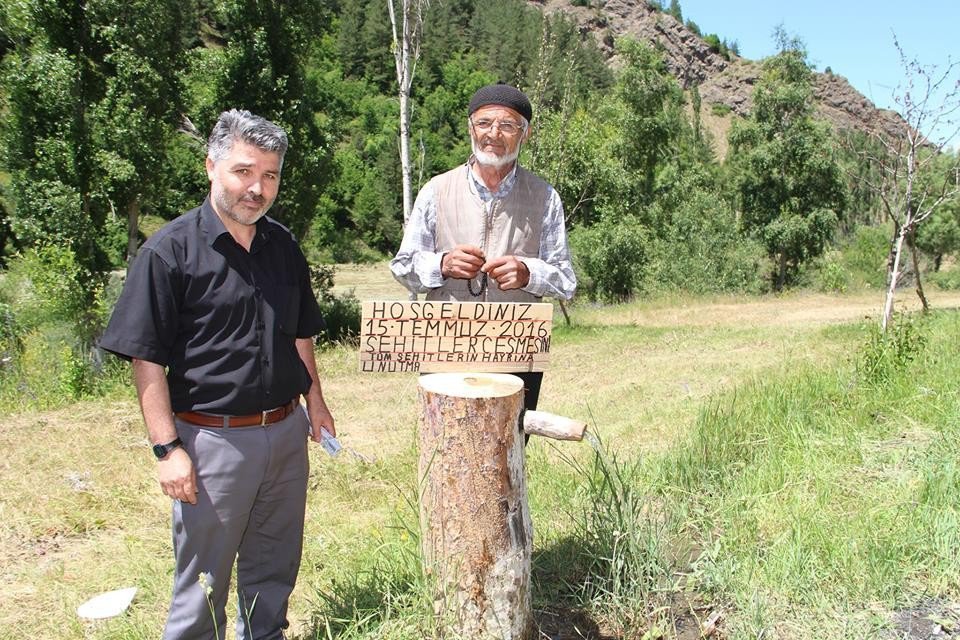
[2,263,959,639]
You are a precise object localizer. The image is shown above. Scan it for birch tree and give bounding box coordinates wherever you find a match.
[865,38,960,331]
[387,0,429,228]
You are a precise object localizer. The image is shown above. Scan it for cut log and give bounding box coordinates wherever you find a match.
[417,372,532,640]
[522,410,587,441]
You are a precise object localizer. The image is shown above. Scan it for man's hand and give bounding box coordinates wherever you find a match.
[441,245,485,279]
[133,358,196,504]
[307,400,336,442]
[158,447,198,504]
[483,256,530,291]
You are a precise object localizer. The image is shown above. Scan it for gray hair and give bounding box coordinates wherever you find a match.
[206,109,288,165]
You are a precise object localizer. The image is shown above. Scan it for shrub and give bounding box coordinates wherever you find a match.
[319,291,361,345]
[856,314,927,385]
[703,33,722,54]
[814,255,850,293]
[710,102,732,116]
[303,216,385,264]
[839,225,888,288]
[309,264,361,344]
[642,189,767,295]
[0,244,90,332]
[798,250,851,293]
[0,329,105,407]
[569,216,648,302]
[796,226,889,292]
[928,268,960,290]
[0,247,145,408]
[0,301,22,367]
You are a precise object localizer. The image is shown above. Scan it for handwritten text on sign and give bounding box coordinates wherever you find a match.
[359,301,553,373]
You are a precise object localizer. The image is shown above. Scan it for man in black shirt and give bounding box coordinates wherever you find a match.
[100,109,334,639]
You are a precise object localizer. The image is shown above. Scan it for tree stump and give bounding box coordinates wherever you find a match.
[417,372,532,640]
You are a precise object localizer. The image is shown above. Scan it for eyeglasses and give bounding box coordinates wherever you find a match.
[470,118,525,136]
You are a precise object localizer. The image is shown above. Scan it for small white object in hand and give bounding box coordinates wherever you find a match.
[77,586,137,619]
[319,427,342,457]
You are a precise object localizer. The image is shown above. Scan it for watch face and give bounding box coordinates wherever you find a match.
[153,438,181,459]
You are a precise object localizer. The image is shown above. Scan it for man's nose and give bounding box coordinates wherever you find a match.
[248,179,262,195]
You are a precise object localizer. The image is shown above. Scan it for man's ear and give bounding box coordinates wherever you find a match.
[205,156,215,180]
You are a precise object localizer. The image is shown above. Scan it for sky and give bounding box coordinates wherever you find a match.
[675,0,960,145]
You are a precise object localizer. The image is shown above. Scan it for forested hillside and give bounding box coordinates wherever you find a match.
[0,0,957,341]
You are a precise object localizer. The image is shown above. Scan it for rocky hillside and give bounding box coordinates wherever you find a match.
[529,0,906,142]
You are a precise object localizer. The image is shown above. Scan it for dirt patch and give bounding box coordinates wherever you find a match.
[534,598,725,640]
[535,607,617,639]
[613,291,960,330]
[885,600,960,639]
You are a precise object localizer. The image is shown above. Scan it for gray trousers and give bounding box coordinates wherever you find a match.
[162,409,310,640]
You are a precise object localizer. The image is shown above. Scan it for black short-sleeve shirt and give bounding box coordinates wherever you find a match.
[100,198,324,414]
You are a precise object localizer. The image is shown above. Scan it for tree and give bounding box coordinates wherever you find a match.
[667,0,682,22]
[2,0,190,281]
[387,0,429,229]
[728,34,846,290]
[469,0,540,88]
[3,0,105,278]
[615,38,684,207]
[915,189,960,271]
[861,37,960,331]
[213,0,336,240]
[88,0,189,263]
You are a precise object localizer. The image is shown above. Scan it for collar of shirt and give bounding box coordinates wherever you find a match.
[466,156,519,202]
[199,197,274,253]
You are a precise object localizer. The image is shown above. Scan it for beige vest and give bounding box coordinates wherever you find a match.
[428,164,547,302]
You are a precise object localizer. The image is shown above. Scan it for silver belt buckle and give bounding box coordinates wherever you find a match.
[260,410,269,426]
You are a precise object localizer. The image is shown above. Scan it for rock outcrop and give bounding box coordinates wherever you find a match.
[528,0,906,140]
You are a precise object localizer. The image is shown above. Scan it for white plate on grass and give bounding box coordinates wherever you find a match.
[77,586,137,619]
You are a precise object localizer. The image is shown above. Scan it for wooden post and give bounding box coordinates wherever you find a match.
[417,372,532,640]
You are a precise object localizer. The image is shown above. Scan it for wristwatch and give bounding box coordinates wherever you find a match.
[152,437,183,460]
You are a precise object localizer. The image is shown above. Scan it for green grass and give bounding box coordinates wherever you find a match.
[3,271,960,638]
[653,310,960,637]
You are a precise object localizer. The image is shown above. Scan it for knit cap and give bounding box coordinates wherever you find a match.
[467,84,533,122]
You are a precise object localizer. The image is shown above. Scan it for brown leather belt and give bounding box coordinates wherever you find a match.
[175,400,298,428]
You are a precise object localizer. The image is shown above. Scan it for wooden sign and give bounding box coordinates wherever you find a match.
[359,301,553,373]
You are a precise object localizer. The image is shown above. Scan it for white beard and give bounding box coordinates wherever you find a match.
[471,139,520,170]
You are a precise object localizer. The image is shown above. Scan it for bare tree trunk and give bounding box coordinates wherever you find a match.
[907,227,929,312]
[417,373,533,640]
[398,86,413,228]
[558,299,571,327]
[882,226,907,332]
[388,0,428,301]
[126,198,140,264]
[387,0,428,230]
[775,251,787,291]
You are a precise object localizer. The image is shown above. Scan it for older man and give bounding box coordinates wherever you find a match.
[390,83,576,409]
[101,109,334,639]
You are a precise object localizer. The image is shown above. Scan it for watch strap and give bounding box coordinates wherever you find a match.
[152,437,183,460]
